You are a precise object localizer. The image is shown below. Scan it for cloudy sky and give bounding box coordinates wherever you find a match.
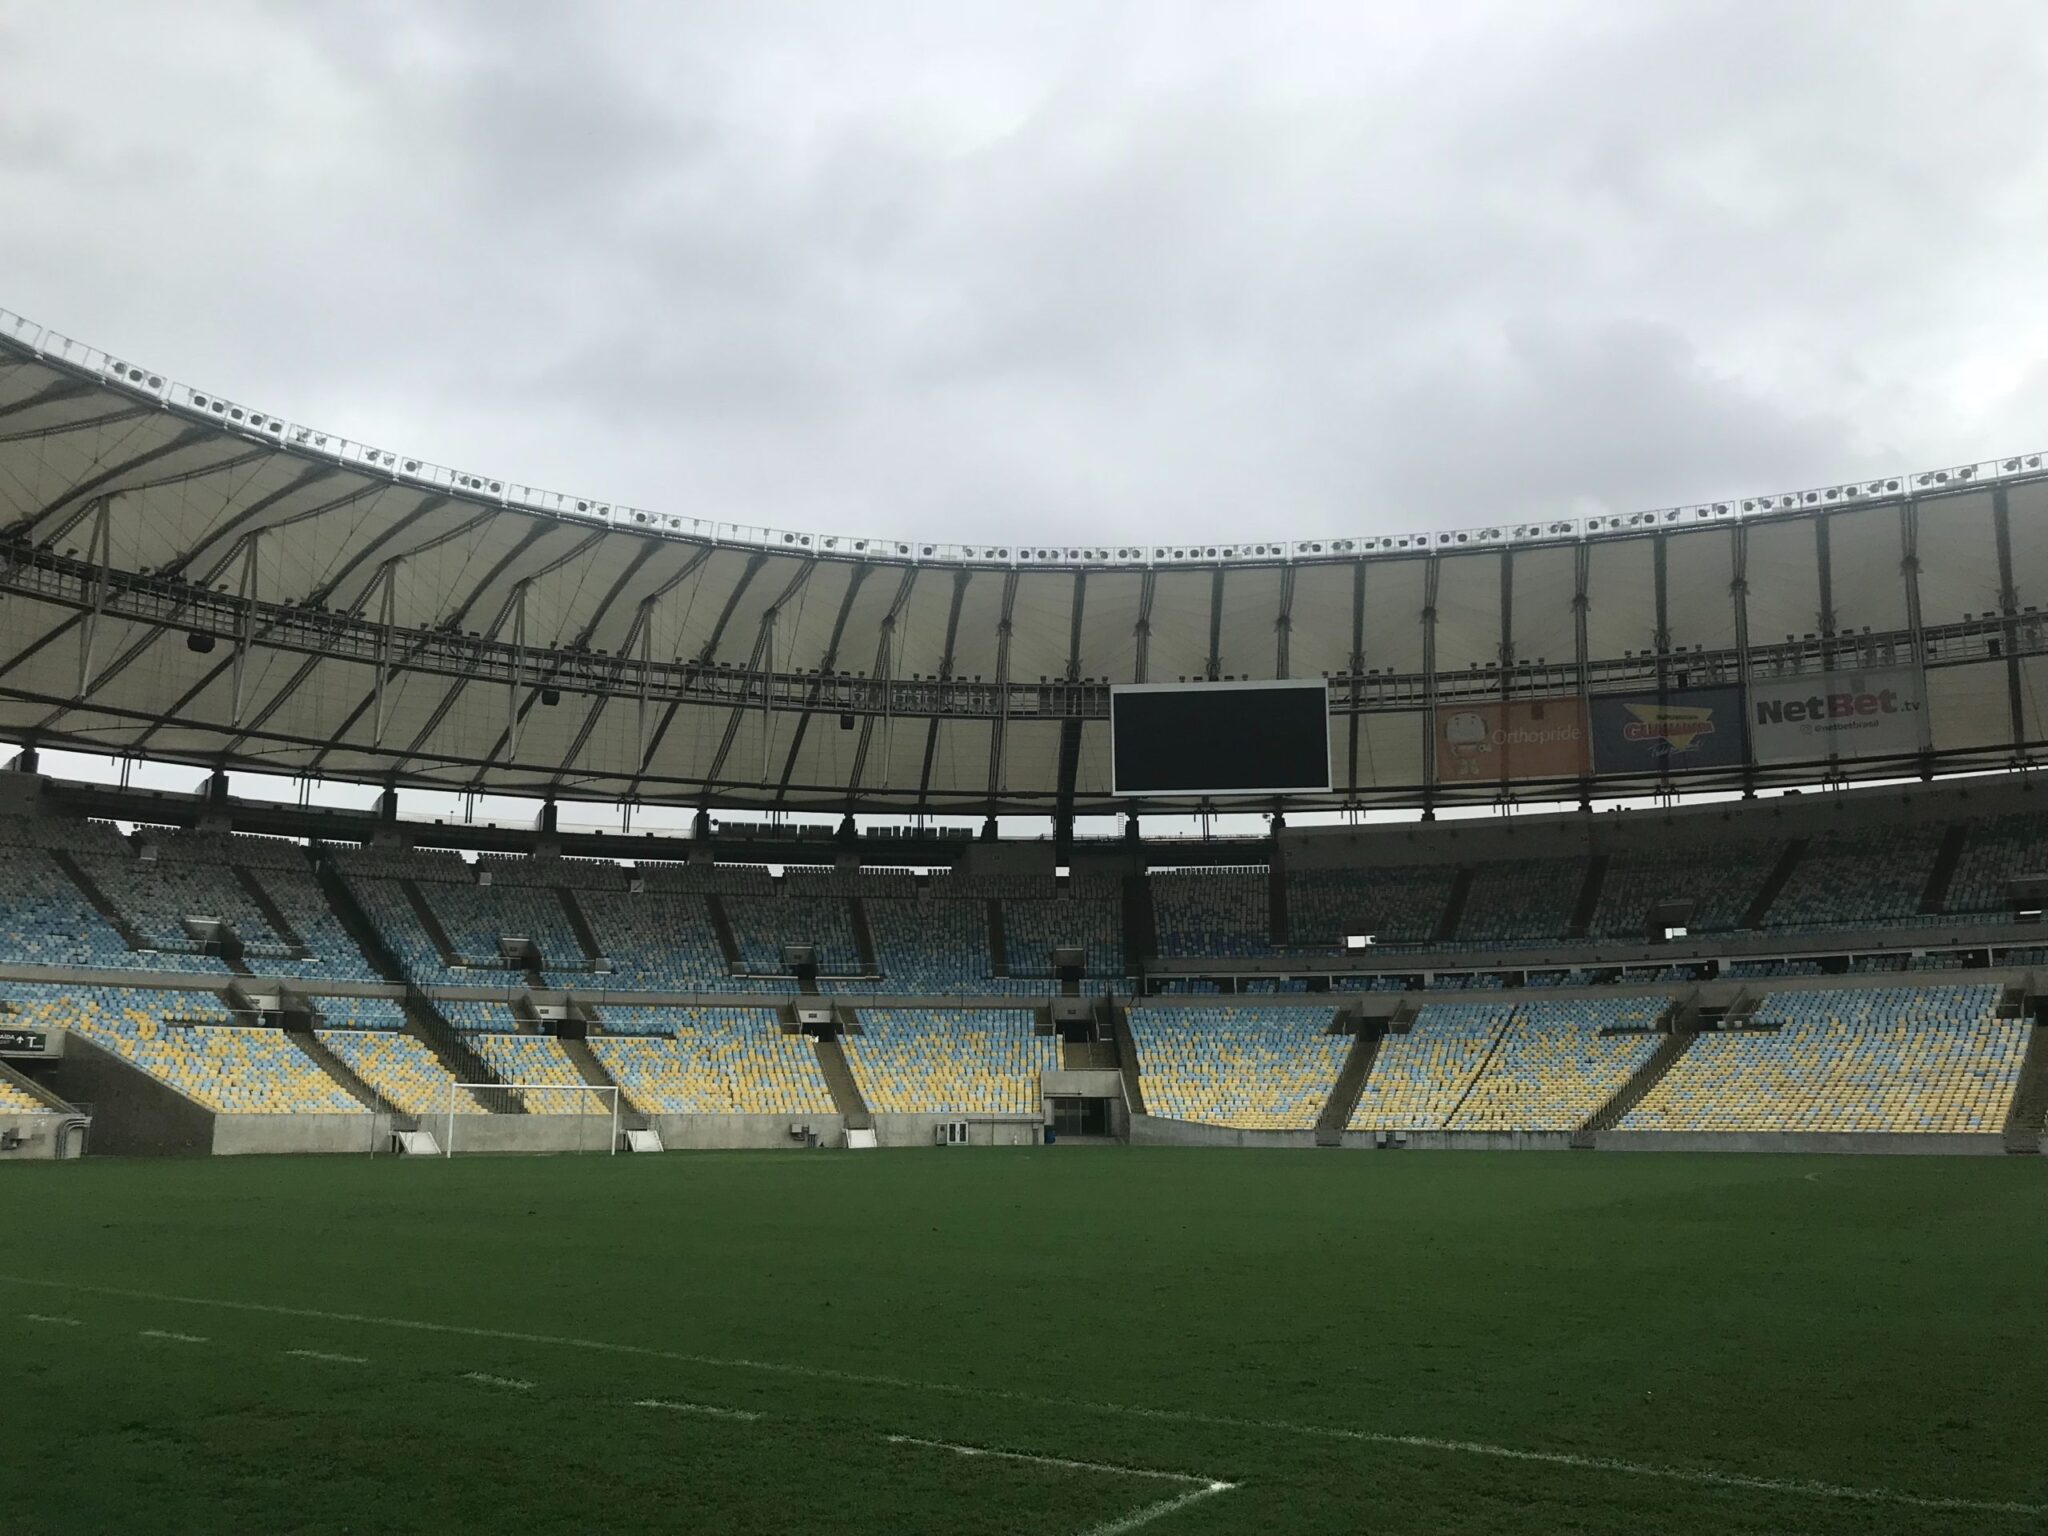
[5,1,2047,552]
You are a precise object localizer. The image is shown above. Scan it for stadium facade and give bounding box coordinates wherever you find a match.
[0,310,2043,1163]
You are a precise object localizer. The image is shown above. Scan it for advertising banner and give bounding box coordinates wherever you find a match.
[1748,666,1927,764]
[1433,696,1589,784]
[1590,686,1747,777]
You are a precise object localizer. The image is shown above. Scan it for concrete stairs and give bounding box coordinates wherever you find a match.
[848,897,879,976]
[311,860,407,983]
[230,866,312,960]
[1575,1020,1696,1146]
[705,893,744,972]
[1435,867,1474,943]
[1567,855,1609,939]
[52,850,148,950]
[554,886,606,966]
[1120,874,1156,978]
[1315,1015,1387,1146]
[403,999,519,1109]
[1108,1001,1147,1115]
[0,1056,78,1114]
[1743,839,1808,929]
[559,1034,642,1125]
[398,879,461,968]
[1919,825,1969,915]
[2001,983,2046,1153]
[813,1036,872,1131]
[285,1027,388,1113]
[987,899,1009,977]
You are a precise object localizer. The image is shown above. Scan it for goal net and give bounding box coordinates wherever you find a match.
[444,1082,621,1156]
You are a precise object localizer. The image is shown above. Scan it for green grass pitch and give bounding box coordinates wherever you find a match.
[2,1148,2043,1534]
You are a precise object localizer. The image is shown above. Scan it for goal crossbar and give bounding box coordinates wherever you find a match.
[444,1081,621,1157]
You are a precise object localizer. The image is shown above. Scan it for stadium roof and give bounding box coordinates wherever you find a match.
[2,309,2046,817]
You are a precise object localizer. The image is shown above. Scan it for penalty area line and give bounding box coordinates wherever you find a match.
[287,1348,369,1364]
[138,1329,208,1344]
[2,1272,2039,1521]
[632,1398,761,1422]
[462,1372,533,1391]
[886,1434,1236,1536]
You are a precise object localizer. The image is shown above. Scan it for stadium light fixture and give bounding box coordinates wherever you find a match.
[1345,933,1375,950]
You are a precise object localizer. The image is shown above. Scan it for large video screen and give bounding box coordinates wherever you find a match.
[1111,681,1332,796]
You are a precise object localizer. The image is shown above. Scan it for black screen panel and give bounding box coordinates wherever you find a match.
[1111,682,1331,796]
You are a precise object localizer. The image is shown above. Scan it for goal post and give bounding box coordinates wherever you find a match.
[444,1082,621,1157]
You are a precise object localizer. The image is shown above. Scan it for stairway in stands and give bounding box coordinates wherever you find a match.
[399,879,461,967]
[1107,1000,1147,1115]
[1920,825,1969,915]
[1315,1007,1399,1146]
[554,886,607,967]
[285,1026,387,1113]
[1435,867,1474,943]
[1568,855,1609,939]
[2000,984,2046,1154]
[813,1029,872,1131]
[1572,994,1705,1146]
[51,850,148,950]
[986,899,1009,977]
[312,860,407,983]
[1743,840,1808,928]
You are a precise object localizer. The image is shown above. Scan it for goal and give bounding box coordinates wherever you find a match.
[443,1082,621,1156]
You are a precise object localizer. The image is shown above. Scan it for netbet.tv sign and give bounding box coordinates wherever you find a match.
[1748,667,1926,765]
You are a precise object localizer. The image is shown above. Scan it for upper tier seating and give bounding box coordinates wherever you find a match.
[843,1008,1055,1115]
[317,1029,489,1114]
[1151,869,1271,958]
[1620,985,2025,1133]
[1001,893,1127,977]
[721,893,862,974]
[865,897,992,993]
[1286,864,1456,947]
[1128,1005,1348,1130]
[1763,824,1945,931]
[420,881,585,970]
[1349,1003,1516,1131]
[1589,841,1782,939]
[0,845,159,969]
[1944,813,2048,917]
[1448,998,1665,1131]
[435,1000,522,1032]
[574,891,731,990]
[1457,859,1586,946]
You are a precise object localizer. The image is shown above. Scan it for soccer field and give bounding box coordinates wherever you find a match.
[2,1150,2043,1534]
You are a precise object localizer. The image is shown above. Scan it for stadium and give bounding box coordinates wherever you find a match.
[1,306,2045,1534]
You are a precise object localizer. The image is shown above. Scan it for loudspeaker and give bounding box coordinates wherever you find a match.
[186,631,216,653]
[541,688,561,706]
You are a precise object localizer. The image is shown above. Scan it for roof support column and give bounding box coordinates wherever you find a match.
[1899,499,1934,778]
[75,497,110,700]
[507,583,528,761]
[230,531,260,726]
[1992,484,2028,759]
[1347,558,1365,805]
[1420,554,1440,817]
[1572,542,1593,809]
[372,562,397,749]
[1731,524,1756,797]
[1496,548,1514,808]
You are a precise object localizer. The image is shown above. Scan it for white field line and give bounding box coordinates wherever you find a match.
[139,1328,208,1343]
[632,1397,762,1422]
[287,1348,368,1364]
[886,1434,1236,1536]
[22,1313,79,1326]
[462,1371,533,1390]
[3,1273,2039,1521]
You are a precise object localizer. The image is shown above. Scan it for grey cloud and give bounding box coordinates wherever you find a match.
[1,0,2045,549]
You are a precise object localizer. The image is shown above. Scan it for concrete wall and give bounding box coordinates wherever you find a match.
[210,1113,392,1156]
[1344,1130,1575,1152]
[1128,1113,1318,1149]
[0,1111,87,1160]
[1593,1130,2009,1156]
[870,1114,1042,1148]
[652,1113,848,1149]
[432,1112,623,1155]
[44,1033,213,1156]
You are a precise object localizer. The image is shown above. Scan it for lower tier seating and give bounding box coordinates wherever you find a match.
[1128,1005,1349,1130]
[1349,1003,1516,1131]
[843,1008,1055,1116]
[1620,985,2026,1133]
[1448,998,1664,1131]
[316,1029,489,1115]
[0,1075,52,1113]
[468,1034,612,1112]
[591,1010,834,1114]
